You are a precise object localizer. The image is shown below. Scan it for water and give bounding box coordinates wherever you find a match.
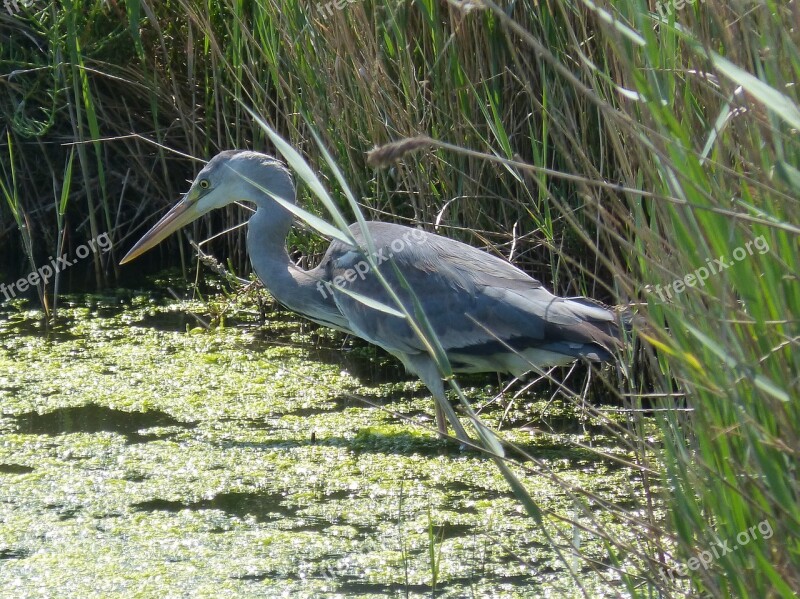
[0,290,644,597]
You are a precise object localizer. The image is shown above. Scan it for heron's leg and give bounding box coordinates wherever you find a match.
[579,366,592,432]
[431,384,470,442]
[412,357,470,442]
[435,401,447,437]
[396,353,471,443]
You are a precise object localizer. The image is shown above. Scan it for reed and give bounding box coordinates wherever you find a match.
[1,0,796,595]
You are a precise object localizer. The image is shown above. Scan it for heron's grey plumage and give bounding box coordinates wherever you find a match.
[122,150,624,443]
[321,223,620,375]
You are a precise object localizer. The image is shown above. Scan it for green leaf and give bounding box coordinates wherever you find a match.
[684,323,790,402]
[233,169,355,247]
[306,124,378,258]
[332,285,406,318]
[245,107,357,242]
[58,149,75,218]
[580,0,646,47]
[708,52,800,132]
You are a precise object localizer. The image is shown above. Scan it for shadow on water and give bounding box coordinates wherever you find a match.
[0,290,128,335]
[213,427,612,469]
[135,310,199,332]
[132,489,299,523]
[329,575,534,595]
[0,548,31,561]
[248,314,412,386]
[306,346,408,386]
[210,429,460,458]
[0,316,82,343]
[233,571,532,595]
[0,463,35,474]
[278,394,354,418]
[10,404,196,442]
[525,414,610,436]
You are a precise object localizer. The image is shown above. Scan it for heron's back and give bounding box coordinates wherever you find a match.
[318,221,622,374]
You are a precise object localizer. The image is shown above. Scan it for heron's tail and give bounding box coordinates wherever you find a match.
[558,297,642,378]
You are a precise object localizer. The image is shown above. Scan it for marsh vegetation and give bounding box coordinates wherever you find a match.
[1,1,797,596]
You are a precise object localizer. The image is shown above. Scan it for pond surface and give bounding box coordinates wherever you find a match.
[0,289,647,598]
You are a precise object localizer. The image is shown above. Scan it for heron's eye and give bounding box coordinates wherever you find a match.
[199,179,210,189]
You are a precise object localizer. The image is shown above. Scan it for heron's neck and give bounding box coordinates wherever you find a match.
[246,197,346,329]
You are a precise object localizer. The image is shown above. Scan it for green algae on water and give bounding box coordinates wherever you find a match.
[0,292,653,597]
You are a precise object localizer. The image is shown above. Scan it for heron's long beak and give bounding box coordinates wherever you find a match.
[120,191,203,265]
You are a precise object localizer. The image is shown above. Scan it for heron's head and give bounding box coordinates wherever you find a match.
[120,150,292,265]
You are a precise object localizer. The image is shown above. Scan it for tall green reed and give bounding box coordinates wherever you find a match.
[2,0,797,595]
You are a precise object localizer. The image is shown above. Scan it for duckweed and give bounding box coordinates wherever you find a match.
[0,290,650,597]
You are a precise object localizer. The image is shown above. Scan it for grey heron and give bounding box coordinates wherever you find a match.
[120,150,623,443]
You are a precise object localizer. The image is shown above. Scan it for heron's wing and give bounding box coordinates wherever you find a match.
[319,222,620,372]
